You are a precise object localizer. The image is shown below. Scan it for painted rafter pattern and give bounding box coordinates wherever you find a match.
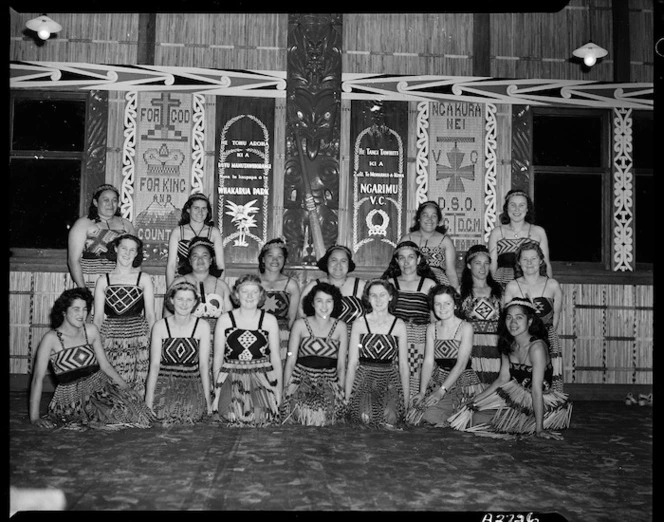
[483,103,498,243]
[612,107,634,272]
[341,74,653,110]
[415,101,429,206]
[121,91,137,222]
[9,61,287,98]
[190,93,206,195]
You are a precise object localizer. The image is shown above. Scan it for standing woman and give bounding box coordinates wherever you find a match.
[488,189,552,287]
[299,244,366,335]
[258,238,301,364]
[381,241,437,400]
[448,298,572,438]
[67,184,136,290]
[345,279,409,428]
[406,284,482,427]
[212,274,283,427]
[29,288,153,429]
[166,193,226,288]
[459,244,503,388]
[144,281,212,425]
[282,282,348,426]
[503,241,564,393]
[93,234,155,396]
[399,200,459,290]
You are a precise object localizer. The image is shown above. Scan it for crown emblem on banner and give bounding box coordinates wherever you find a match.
[143,144,185,176]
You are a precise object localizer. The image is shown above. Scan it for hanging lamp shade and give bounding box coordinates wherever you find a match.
[572,41,608,67]
[25,15,62,40]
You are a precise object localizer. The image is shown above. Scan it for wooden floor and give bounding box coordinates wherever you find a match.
[8,391,652,520]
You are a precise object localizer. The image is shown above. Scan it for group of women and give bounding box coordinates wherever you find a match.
[30,184,571,439]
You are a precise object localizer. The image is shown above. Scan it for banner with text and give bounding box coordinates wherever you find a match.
[350,101,408,268]
[134,92,194,264]
[428,101,485,254]
[216,97,275,266]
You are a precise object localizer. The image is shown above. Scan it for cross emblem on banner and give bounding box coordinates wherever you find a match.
[141,92,187,142]
[435,138,476,192]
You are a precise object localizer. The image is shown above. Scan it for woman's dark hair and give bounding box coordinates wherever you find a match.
[428,284,465,321]
[302,281,343,318]
[258,238,289,274]
[409,200,447,235]
[106,233,144,268]
[459,244,503,301]
[316,244,356,274]
[178,193,214,226]
[179,237,223,277]
[513,241,548,278]
[496,299,549,356]
[380,240,438,282]
[361,279,396,314]
[164,280,201,314]
[499,189,535,225]
[231,273,266,308]
[87,184,121,221]
[50,288,94,329]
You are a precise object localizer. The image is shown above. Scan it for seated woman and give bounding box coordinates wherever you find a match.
[459,244,503,389]
[258,238,301,364]
[165,193,225,288]
[282,282,348,426]
[145,281,213,426]
[67,184,136,290]
[29,287,154,430]
[406,284,482,427]
[345,279,409,429]
[448,298,572,439]
[212,274,283,427]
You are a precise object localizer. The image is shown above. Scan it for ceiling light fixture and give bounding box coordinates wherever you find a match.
[25,14,62,41]
[572,41,608,67]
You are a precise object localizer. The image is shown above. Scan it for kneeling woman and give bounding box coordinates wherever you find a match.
[345,279,409,428]
[29,288,154,429]
[406,284,482,427]
[282,282,348,426]
[212,274,283,427]
[448,298,572,439]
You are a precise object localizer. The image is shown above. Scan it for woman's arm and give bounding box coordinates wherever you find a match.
[29,332,56,426]
[283,318,304,387]
[218,280,234,313]
[286,278,301,329]
[487,227,499,278]
[414,324,436,403]
[89,324,127,388]
[344,320,363,401]
[528,340,549,435]
[197,320,213,413]
[210,227,226,273]
[212,314,230,383]
[165,226,181,288]
[395,318,410,408]
[551,278,563,332]
[141,273,157,331]
[503,280,518,306]
[472,353,511,403]
[67,218,90,288]
[265,313,283,405]
[123,218,137,236]
[336,320,349,386]
[92,275,107,332]
[144,320,164,408]
[536,226,553,278]
[443,236,460,290]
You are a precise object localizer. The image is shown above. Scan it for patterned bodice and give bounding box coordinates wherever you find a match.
[262,277,291,322]
[176,224,212,274]
[299,318,340,359]
[83,224,126,259]
[50,329,100,383]
[495,225,536,269]
[318,278,364,325]
[103,272,145,317]
[433,321,471,370]
[509,360,553,391]
[161,317,201,367]
[358,316,399,361]
[461,294,501,334]
[515,278,555,327]
[224,310,271,361]
[419,235,447,271]
[391,278,431,325]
